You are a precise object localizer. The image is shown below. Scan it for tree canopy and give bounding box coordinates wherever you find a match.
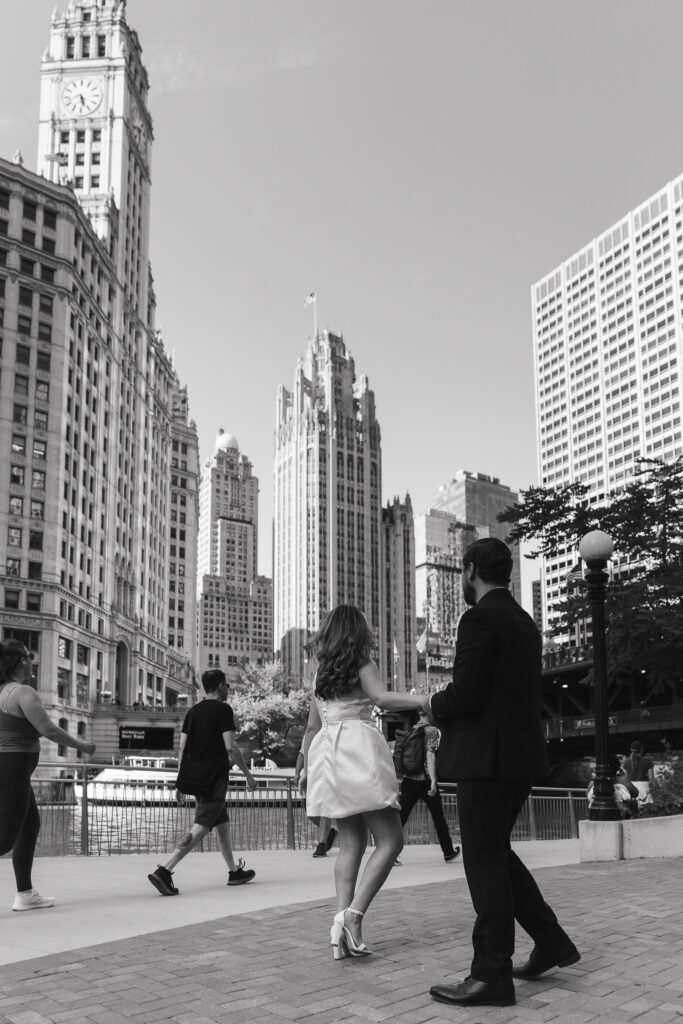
[229,662,310,764]
[498,457,683,691]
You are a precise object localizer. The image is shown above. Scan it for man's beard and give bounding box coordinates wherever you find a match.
[462,580,477,606]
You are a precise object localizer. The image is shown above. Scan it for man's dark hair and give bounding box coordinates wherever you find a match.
[202,668,227,693]
[463,537,513,586]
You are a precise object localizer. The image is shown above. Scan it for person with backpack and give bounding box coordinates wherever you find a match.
[622,741,658,805]
[395,709,460,862]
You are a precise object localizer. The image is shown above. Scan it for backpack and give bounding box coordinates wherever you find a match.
[392,725,426,776]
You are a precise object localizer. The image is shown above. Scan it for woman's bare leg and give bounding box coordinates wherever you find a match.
[343,807,404,944]
[334,815,367,912]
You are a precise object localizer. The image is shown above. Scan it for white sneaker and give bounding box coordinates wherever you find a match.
[12,888,55,912]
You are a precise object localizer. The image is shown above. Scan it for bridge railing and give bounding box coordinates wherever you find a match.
[21,764,589,857]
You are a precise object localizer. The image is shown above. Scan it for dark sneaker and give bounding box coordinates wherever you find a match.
[228,858,255,886]
[445,846,461,862]
[325,827,337,851]
[312,842,327,858]
[148,865,179,896]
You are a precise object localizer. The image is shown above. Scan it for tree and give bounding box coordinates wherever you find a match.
[229,662,310,763]
[499,457,683,691]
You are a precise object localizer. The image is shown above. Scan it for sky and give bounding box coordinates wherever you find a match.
[3,0,683,606]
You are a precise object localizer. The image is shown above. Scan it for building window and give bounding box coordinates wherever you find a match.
[5,590,20,609]
[31,470,46,490]
[30,500,44,519]
[32,440,47,460]
[9,496,23,516]
[35,410,48,431]
[27,562,42,581]
[66,36,75,58]
[26,593,41,613]
[37,322,52,343]
[35,381,49,403]
[8,526,22,547]
[17,314,31,336]
[10,465,25,486]
[13,405,27,425]
[16,344,30,365]
[11,435,26,455]
[6,558,21,577]
[36,351,51,372]
[29,530,43,551]
[14,375,29,397]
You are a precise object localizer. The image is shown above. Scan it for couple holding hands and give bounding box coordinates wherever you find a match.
[299,537,578,1008]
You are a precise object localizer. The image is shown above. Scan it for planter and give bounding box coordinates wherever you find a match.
[621,814,683,859]
[580,813,683,861]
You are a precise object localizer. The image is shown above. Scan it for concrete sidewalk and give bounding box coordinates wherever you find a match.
[1,843,682,1024]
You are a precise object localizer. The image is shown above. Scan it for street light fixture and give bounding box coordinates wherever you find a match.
[578,529,620,821]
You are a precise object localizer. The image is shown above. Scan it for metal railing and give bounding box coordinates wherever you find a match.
[19,764,589,857]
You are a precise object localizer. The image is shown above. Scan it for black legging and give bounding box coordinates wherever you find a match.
[0,752,41,891]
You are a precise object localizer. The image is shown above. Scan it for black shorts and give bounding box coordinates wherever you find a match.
[194,777,229,828]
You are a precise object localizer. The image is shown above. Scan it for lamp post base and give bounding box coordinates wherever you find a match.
[588,767,621,821]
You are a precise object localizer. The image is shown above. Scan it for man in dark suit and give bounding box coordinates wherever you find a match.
[426,538,579,1008]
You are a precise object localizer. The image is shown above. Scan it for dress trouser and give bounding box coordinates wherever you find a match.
[0,752,41,891]
[399,777,456,857]
[457,778,572,984]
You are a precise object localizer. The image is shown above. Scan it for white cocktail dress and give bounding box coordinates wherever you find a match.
[306,689,400,818]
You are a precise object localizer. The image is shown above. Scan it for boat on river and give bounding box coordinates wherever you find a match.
[73,756,300,806]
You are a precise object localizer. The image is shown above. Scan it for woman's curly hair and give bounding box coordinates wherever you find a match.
[307,605,374,700]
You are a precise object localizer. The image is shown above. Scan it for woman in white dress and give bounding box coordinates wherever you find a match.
[300,605,426,959]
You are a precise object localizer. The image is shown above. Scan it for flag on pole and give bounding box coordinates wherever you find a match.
[565,560,584,587]
[416,629,428,654]
[303,292,316,307]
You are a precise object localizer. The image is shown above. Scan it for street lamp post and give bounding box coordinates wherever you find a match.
[578,529,620,821]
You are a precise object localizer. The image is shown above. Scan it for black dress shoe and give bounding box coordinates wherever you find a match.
[430,976,515,1007]
[512,943,580,979]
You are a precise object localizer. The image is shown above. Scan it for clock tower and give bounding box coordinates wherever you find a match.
[37,0,153,291]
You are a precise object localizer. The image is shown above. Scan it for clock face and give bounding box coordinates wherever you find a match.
[61,78,103,116]
[131,106,146,147]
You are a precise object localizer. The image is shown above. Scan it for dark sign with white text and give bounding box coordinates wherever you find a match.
[119,726,175,750]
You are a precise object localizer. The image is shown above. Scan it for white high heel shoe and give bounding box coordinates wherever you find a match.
[330,910,348,959]
[341,907,373,957]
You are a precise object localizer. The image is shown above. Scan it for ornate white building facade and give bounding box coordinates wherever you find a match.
[0,0,198,767]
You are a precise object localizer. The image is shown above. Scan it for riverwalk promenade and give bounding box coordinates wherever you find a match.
[1,842,682,1023]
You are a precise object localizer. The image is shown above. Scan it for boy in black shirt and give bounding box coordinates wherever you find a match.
[148,669,256,895]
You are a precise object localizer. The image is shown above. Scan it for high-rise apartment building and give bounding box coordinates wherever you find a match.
[532,175,683,635]
[382,495,417,691]
[414,472,519,685]
[274,330,394,682]
[197,430,273,680]
[0,0,198,767]
[428,471,521,598]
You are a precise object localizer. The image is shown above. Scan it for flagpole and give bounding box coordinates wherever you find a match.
[314,295,317,338]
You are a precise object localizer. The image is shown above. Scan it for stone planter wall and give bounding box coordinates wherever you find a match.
[580,814,683,861]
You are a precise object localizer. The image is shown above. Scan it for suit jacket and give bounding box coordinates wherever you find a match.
[432,588,549,781]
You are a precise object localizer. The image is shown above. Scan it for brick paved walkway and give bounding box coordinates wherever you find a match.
[1,858,682,1024]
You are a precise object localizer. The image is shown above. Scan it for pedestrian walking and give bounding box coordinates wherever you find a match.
[397,708,460,862]
[300,604,426,959]
[148,669,256,896]
[426,538,579,1008]
[0,639,96,911]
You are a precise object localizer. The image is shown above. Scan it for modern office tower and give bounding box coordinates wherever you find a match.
[429,471,521,599]
[197,430,273,681]
[382,495,417,691]
[274,330,385,682]
[0,0,197,768]
[532,175,683,636]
